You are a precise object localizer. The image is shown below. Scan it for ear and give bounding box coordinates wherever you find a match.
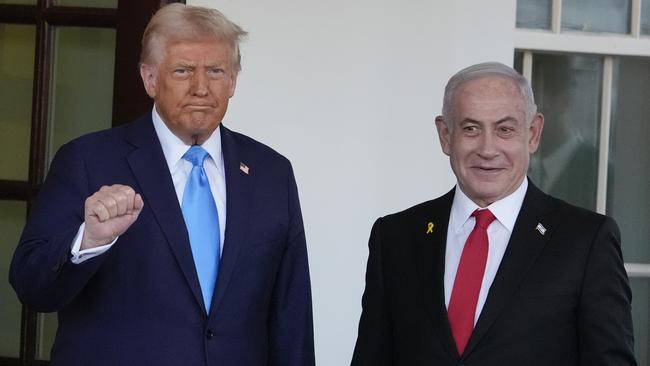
[528,113,544,153]
[140,64,157,98]
[435,115,452,156]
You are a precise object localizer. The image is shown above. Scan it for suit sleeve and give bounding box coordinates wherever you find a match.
[9,141,111,312]
[578,216,637,366]
[351,217,393,366]
[267,163,315,366]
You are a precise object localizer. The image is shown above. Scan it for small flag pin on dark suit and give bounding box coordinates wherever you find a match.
[240,162,249,175]
[536,223,547,235]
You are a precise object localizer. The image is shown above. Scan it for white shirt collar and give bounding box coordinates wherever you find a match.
[450,177,528,234]
[151,106,224,174]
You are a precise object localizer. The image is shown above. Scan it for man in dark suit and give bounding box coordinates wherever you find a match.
[351,62,635,365]
[10,4,314,365]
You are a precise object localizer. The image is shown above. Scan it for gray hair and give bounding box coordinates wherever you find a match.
[441,62,537,126]
[140,3,248,72]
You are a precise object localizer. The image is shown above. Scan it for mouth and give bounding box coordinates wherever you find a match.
[471,166,505,174]
[185,104,214,110]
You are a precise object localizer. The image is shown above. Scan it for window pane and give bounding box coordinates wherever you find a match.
[36,313,57,360]
[0,24,35,181]
[562,0,631,34]
[48,26,115,168]
[514,51,524,74]
[607,57,650,262]
[516,0,552,30]
[630,278,650,365]
[642,0,650,35]
[53,0,116,8]
[0,200,27,358]
[528,53,602,211]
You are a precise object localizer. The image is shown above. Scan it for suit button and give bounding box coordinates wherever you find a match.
[206,329,214,340]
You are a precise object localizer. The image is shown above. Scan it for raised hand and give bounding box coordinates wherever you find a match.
[81,185,144,250]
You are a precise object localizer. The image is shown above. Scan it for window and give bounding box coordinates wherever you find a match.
[0,2,117,362]
[516,0,650,363]
[0,1,181,364]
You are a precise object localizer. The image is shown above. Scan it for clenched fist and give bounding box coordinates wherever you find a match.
[81,184,144,250]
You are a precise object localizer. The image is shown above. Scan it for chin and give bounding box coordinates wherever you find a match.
[187,119,218,131]
[469,184,504,199]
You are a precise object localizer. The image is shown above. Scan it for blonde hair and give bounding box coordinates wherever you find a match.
[140,3,247,72]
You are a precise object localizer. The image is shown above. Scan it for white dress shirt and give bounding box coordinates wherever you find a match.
[70,107,227,263]
[444,178,528,325]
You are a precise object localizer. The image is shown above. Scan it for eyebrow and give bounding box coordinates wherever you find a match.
[173,61,228,68]
[462,116,518,124]
[170,62,196,68]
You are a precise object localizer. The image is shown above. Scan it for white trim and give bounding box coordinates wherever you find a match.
[625,263,650,277]
[514,29,650,57]
[596,56,613,214]
[631,0,642,37]
[37,314,46,357]
[552,0,562,34]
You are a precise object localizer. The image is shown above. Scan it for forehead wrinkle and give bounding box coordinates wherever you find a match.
[173,60,197,67]
[163,40,232,61]
[455,85,526,122]
[455,78,524,109]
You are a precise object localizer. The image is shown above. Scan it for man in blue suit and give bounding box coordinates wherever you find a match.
[10,4,315,365]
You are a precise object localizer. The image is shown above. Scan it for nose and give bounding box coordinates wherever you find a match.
[190,71,209,97]
[476,131,499,159]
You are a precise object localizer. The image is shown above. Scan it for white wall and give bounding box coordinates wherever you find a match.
[189,1,516,364]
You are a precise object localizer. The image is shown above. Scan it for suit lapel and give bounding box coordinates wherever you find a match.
[463,181,559,357]
[415,189,459,360]
[124,116,205,313]
[209,125,253,318]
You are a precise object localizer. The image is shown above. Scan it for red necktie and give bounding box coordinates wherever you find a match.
[448,208,496,355]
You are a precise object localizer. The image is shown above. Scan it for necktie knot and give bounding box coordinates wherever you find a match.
[183,145,210,168]
[472,209,496,229]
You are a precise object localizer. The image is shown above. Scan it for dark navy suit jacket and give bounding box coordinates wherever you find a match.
[10,114,315,366]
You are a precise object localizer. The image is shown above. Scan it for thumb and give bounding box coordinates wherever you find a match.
[133,194,144,213]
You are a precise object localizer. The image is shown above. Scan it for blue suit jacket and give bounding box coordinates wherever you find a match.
[10,114,315,366]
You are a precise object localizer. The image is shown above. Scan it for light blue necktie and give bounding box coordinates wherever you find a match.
[182,145,220,312]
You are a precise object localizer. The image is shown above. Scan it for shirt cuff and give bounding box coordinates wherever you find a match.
[70,222,117,264]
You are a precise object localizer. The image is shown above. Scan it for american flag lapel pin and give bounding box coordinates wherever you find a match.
[239,162,250,175]
[535,223,547,236]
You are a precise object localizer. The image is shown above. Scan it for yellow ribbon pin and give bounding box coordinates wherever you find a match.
[426,222,434,234]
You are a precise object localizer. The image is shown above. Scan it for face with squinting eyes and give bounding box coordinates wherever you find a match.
[140,39,237,145]
[435,76,544,207]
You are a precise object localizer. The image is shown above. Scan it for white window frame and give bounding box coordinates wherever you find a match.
[515,0,650,277]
